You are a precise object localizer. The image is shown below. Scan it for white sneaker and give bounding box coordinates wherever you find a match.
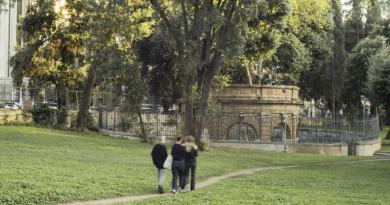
[171,189,177,194]
[178,188,182,193]
[184,184,190,192]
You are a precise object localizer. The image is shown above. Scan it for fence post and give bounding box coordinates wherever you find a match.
[76,91,78,111]
[114,109,116,132]
[106,106,108,131]
[3,82,5,108]
[316,117,318,144]
[239,114,241,141]
[157,112,159,136]
[218,114,220,140]
[20,86,23,109]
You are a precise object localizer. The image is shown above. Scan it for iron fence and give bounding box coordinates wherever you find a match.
[0,85,119,112]
[98,106,182,137]
[202,113,379,145]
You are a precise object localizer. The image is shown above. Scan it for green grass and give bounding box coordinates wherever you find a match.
[123,161,390,205]
[379,126,390,152]
[0,125,389,204]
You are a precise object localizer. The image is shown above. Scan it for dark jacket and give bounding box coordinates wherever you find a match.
[171,144,186,161]
[185,145,198,163]
[151,144,168,169]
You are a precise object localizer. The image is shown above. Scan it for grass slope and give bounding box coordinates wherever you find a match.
[125,161,390,205]
[0,126,388,204]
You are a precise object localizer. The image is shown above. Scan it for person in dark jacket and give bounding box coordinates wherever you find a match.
[183,135,198,192]
[171,134,186,194]
[151,136,167,194]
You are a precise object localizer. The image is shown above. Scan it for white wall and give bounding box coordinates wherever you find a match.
[0,0,28,83]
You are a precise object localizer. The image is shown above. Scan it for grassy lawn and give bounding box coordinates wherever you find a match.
[124,161,390,205]
[379,126,390,152]
[0,125,389,204]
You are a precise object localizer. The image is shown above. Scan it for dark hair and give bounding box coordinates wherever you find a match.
[181,137,186,144]
[187,135,194,143]
[176,134,183,142]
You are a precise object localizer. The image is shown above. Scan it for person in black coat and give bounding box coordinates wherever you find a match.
[151,136,167,194]
[170,134,186,194]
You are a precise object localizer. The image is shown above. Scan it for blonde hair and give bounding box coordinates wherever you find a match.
[186,135,195,152]
[187,135,194,143]
[158,136,166,144]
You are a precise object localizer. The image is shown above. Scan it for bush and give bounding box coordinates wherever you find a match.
[27,108,68,127]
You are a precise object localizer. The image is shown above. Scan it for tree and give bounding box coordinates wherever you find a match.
[367,45,390,139]
[331,0,346,121]
[11,0,87,88]
[365,0,382,37]
[344,36,387,112]
[10,0,87,107]
[0,0,16,12]
[149,0,292,146]
[76,0,151,130]
[136,33,183,112]
[344,0,365,52]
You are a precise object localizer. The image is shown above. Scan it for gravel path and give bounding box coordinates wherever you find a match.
[59,158,390,205]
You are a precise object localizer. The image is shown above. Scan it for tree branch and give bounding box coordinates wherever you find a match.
[181,0,190,43]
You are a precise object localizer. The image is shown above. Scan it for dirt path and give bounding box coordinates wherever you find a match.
[60,158,390,205]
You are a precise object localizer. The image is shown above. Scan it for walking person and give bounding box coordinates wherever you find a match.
[183,135,198,192]
[151,136,168,194]
[171,134,186,194]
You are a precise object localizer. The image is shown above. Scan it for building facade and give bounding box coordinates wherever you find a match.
[0,0,30,85]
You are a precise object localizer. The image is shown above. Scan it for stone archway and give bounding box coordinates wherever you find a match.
[226,122,258,141]
[180,85,303,143]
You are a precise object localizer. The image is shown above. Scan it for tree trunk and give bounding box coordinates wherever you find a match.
[246,66,252,85]
[378,106,383,130]
[257,58,263,85]
[137,110,148,142]
[184,73,194,135]
[194,53,221,148]
[76,70,96,131]
[385,128,390,140]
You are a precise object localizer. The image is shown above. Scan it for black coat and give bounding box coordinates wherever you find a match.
[151,144,168,169]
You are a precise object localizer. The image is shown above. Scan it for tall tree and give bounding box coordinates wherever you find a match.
[365,0,382,37]
[10,0,87,107]
[343,36,387,113]
[136,33,184,112]
[76,0,150,130]
[149,0,292,145]
[331,0,346,121]
[367,45,390,139]
[344,0,365,52]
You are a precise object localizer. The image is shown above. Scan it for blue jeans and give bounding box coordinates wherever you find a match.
[171,160,185,191]
[184,162,197,191]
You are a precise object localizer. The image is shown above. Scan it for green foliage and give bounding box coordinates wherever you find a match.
[344,0,365,52]
[212,75,232,89]
[27,108,68,127]
[125,161,390,204]
[344,36,387,111]
[0,0,17,12]
[1,126,382,204]
[10,0,87,89]
[367,44,390,125]
[136,33,184,111]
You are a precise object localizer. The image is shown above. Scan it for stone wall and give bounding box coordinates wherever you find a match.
[355,139,382,156]
[211,141,349,156]
[0,110,32,124]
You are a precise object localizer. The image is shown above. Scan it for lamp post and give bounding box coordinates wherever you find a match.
[282,88,287,153]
